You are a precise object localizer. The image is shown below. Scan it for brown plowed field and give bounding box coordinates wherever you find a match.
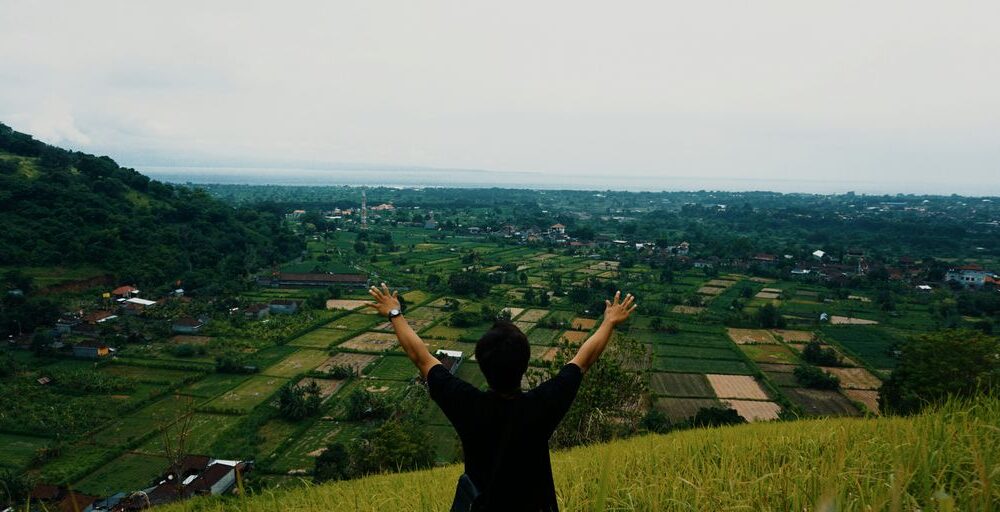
[706,374,769,400]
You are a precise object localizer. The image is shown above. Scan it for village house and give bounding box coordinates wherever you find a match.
[115,455,252,509]
[72,340,111,359]
[269,299,299,315]
[111,285,138,299]
[171,316,205,334]
[945,264,996,288]
[243,303,270,320]
[550,223,566,235]
[435,349,464,374]
[84,310,117,325]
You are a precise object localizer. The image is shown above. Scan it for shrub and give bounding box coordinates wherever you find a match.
[794,365,840,390]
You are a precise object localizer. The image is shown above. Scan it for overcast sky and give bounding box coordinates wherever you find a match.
[2,1,998,193]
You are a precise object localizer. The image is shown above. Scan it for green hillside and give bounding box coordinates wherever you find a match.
[164,397,999,511]
[0,123,302,292]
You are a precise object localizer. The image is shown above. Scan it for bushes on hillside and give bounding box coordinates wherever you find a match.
[794,365,840,390]
[879,329,1000,415]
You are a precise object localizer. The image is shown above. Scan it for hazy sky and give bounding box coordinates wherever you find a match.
[2,1,998,193]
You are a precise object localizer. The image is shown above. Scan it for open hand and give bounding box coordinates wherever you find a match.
[366,283,402,317]
[603,291,637,326]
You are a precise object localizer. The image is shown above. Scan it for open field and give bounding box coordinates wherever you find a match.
[339,332,399,352]
[783,388,861,417]
[770,329,815,342]
[820,367,882,390]
[326,299,371,311]
[206,375,289,412]
[654,357,754,375]
[739,343,800,364]
[649,373,714,397]
[570,317,597,330]
[317,353,378,374]
[726,328,777,345]
[724,399,782,422]
[0,433,49,469]
[829,315,879,325]
[843,389,881,414]
[263,349,331,377]
[706,374,769,400]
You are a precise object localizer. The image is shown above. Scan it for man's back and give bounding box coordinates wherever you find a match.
[427,363,583,511]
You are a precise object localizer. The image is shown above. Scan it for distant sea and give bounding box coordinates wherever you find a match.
[137,165,988,196]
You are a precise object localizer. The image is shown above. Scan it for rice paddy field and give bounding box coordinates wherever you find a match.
[161,397,1000,512]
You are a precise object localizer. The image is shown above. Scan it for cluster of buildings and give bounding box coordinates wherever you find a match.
[14,456,251,512]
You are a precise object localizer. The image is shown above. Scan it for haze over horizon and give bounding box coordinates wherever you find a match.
[2,1,999,195]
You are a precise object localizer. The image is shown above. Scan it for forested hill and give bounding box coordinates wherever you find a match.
[0,123,302,292]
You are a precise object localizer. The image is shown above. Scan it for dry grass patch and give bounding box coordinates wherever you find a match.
[697,286,726,296]
[316,353,377,374]
[706,279,735,288]
[843,389,881,415]
[821,367,881,390]
[339,332,399,352]
[783,388,861,417]
[724,400,782,422]
[373,319,432,332]
[509,319,532,330]
[770,329,814,342]
[829,315,879,325]
[706,374,769,400]
[570,317,597,331]
[518,309,550,322]
[559,330,590,345]
[504,307,526,319]
[672,305,705,315]
[726,328,777,345]
[754,291,781,300]
[326,299,371,311]
[750,276,776,283]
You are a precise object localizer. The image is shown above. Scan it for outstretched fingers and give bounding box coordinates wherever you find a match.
[369,286,384,300]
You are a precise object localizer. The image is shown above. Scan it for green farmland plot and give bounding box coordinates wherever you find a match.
[0,432,49,469]
[271,420,371,474]
[654,344,743,360]
[178,373,251,399]
[427,424,460,464]
[822,326,902,369]
[39,444,116,485]
[528,327,561,345]
[73,452,167,496]
[368,355,419,381]
[289,328,346,348]
[653,357,755,375]
[263,349,331,378]
[135,413,241,458]
[325,313,380,331]
[205,375,289,412]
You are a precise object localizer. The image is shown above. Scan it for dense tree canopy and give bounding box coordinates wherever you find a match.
[0,123,302,293]
[879,330,999,415]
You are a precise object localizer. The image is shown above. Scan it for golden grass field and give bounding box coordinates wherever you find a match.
[160,397,999,512]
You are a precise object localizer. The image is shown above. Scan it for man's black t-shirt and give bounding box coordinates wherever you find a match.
[427,362,583,511]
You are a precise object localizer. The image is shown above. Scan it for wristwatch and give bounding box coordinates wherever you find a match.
[388,308,402,319]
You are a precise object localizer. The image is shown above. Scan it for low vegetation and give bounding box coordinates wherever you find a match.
[160,396,1000,511]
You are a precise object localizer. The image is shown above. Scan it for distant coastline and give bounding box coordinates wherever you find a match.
[137,165,994,196]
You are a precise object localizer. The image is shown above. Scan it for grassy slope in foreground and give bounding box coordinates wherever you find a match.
[165,398,999,511]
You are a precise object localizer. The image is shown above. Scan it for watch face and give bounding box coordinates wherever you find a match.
[390,309,401,317]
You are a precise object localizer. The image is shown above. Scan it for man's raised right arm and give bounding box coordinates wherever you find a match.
[569,291,636,373]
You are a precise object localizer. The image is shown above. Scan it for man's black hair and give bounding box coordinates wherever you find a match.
[475,320,530,393]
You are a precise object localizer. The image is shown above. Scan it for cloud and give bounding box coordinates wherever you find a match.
[1,0,999,194]
[8,99,91,146]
